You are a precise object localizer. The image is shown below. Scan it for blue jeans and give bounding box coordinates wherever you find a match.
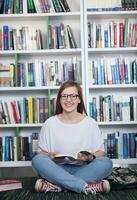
[32,155,113,193]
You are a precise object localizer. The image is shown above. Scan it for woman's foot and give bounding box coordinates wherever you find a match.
[35,179,62,193]
[84,180,110,195]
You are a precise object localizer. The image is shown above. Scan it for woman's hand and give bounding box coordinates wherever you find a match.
[37,151,58,159]
[77,151,94,162]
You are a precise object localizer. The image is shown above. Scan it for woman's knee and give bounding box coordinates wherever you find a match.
[32,155,48,168]
[96,156,113,171]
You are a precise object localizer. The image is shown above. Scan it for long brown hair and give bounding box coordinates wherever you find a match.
[55,81,87,115]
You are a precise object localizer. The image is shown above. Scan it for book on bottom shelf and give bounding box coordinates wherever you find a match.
[53,151,94,165]
[0,180,22,192]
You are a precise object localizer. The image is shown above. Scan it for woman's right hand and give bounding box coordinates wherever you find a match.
[37,151,58,159]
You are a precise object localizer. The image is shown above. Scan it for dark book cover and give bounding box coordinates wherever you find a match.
[59,0,71,12]
[0,0,4,14]
[66,25,77,48]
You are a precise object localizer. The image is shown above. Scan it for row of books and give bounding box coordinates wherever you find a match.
[89,57,137,85]
[87,0,137,12]
[88,19,137,48]
[1,23,77,51]
[0,0,71,14]
[1,25,43,51]
[104,132,137,159]
[0,97,50,124]
[0,132,39,161]
[0,57,81,87]
[89,95,137,122]
[48,24,77,49]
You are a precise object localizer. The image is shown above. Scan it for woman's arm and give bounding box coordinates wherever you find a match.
[37,149,58,159]
[94,150,106,158]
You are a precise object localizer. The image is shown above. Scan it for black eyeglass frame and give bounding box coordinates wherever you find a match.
[60,94,79,101]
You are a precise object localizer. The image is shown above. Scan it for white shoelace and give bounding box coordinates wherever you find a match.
[40,180,62,192]
[85,182,103,194]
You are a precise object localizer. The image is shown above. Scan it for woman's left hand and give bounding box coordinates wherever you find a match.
[77,151,94,162]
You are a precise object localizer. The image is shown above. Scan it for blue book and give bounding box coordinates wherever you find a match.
[115,58,121,84]
[111,64,115,84]
[5,136,10,161]
[89,102,93,118]
[57,25,63,49]
[107,134,111,158]
[123,133,128,159]
[63,62,68,81]
[3,25,9,50]
[129,133,136,158]
[104,30,108,48]
[124,59,129,84]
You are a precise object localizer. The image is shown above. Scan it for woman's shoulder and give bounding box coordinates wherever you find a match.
[43,115,57,125]
[86,116,98,125]
[86,116,98,126]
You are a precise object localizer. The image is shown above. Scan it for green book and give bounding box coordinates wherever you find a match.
[124,18,128,47]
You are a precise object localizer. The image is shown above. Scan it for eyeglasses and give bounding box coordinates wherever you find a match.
[60,94,79,101]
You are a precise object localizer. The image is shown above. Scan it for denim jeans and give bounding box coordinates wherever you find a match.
[32,155,113,193]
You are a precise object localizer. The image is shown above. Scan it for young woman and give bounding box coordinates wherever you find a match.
[32,81,113,194]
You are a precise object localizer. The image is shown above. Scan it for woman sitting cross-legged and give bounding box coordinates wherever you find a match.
[32,81,113,195]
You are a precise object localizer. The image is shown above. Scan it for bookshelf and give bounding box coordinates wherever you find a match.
[0,0,137,168]
[84,1,137,166]
[0,0,85,167]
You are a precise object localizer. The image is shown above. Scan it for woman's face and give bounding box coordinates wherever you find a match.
[60,86,80,113]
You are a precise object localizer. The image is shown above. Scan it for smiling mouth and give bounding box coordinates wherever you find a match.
[64,103,74,107]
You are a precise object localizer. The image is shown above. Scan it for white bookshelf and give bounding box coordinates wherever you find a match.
[84,0,137,166]
[0,0,137,168]
[0,0,85,167]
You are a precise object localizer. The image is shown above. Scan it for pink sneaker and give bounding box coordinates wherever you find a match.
[35,179,62,193]
[85,180,110,195]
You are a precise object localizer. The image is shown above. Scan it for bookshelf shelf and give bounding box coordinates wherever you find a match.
[89,84,137,89]
[88,47,137,53]
[112,158,137,166]
[0,49,82,56]
[0,86,61,91]
[98,121,137,126]
[0,124,43,128]
[0,161,31,167]
[0,159,136,168]
[87,10,137,18]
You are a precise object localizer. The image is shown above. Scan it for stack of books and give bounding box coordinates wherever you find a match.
[0,180,22,192]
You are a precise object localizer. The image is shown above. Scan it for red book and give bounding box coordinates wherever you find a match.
[0,180,22,192]
[135,24,137,47]
[119,22,124,47]
[10,101,20,124]
[113,22,117,48]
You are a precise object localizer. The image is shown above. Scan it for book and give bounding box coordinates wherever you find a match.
[53,151,94,165]
[66,25,77,48]
[58,0,71,12]
[0,180,22,192]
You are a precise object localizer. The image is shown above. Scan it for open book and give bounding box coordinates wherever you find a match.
[53,151,94,165]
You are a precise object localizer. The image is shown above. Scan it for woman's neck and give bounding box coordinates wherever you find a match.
[58,112,85,124]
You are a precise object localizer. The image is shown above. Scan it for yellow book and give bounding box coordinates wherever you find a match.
[28,96,33,123]
[9,64,15,87]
